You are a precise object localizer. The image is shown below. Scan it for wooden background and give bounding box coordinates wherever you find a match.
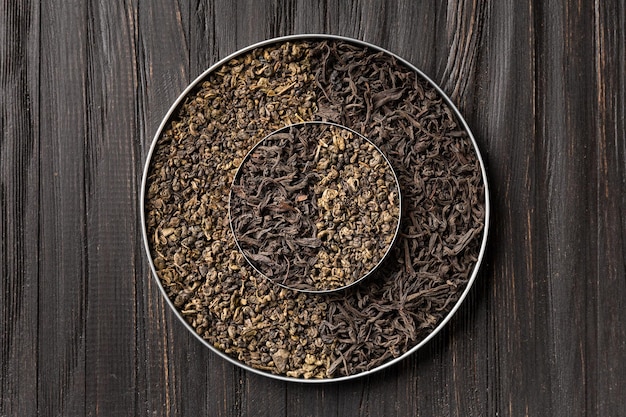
[2,1,625,416]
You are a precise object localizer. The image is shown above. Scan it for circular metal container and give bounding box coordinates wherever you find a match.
[140,34,490,383]
[228,120,403,294]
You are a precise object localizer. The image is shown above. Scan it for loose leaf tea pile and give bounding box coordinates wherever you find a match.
[230,122,400,292]
[145,39,486,379]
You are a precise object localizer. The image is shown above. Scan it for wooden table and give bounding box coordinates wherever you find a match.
[2,1,625,416]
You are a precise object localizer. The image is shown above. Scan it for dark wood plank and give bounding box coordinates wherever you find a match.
[81,1,142,415]
[0,1,39,416]
[36,0,90,415]
[537,2,605,415]
[590,1,626,415]
[470,1,553,416]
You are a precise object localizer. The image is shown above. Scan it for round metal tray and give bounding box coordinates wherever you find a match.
[229,120,403,294]
[140,34,490,383]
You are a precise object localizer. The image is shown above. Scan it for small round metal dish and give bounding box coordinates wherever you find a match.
[228,121,402,294]
[140,34,490,383]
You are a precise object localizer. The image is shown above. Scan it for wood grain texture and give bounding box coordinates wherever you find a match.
[0,0,625,416]
[0,1,39,416]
